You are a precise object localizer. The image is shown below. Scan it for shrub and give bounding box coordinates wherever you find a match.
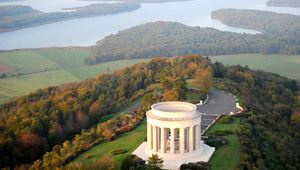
[115,129,122,136]
[121,154,146,170]
[85,153,91,159]
[122,126,130,132]
[180,161,210,170]
[108,133,116,142]
[204,136,227,149]
[209,129,233,136]
[111,149,127,155]
[218,116,234,124]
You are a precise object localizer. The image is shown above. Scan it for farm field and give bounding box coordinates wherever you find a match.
[0,49,150,103]
[210,54,300,80]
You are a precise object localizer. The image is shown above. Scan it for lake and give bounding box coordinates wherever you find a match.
[0,0,299,50]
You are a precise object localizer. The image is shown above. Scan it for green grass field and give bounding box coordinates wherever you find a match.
[206,118,241,170]
[210,54,300,80]
[0,49,150,103]
[72,120,147,169]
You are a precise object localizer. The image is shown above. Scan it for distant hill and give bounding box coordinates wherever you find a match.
[211,9,300,38]
[267,0,300,7]
[0,5,40,17]
[85,21,300,65]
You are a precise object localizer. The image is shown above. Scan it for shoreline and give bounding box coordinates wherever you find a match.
[0,6,140,33]
[0,45,92,53]
[210,19,266,35]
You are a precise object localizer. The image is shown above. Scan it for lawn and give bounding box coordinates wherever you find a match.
[72,120,147,169]
[0,49,150,103]
[206,118,241,170]
[210,54,300,80]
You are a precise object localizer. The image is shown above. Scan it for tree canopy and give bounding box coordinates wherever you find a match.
[85,21,300,65]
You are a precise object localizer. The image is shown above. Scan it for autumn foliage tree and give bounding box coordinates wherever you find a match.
[195,68,213,93]
[162,76,187,101]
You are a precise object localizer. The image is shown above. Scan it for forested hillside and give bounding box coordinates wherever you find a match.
[211,9,300,38]
[0,55,299,169]
[213,63,300,169]
[267,0,300,7]
[85,21,300,65]
[0,3,140,32]
[0,55,210,168]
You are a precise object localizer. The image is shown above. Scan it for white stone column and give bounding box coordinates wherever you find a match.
[153,125,157,152]
[180,127,185,154]
[165,128,168,152]
[158,127,161,150]
[170,128,175,154]
[195,125,200,149]
[189,126,194,152]
[147,123,152,150]
[161,127,166,154]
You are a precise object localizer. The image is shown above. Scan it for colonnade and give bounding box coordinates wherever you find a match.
[147,123,201,154]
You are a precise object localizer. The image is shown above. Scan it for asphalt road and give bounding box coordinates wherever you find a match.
[198,90,239,115]
[198,90,240,133]
[123,100,142,114]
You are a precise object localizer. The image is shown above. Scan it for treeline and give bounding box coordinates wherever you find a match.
[0,55,210,168]
[212,63,299,169]
[267,0,300,7]
[211,9,300,38]
[0,3,140,32]
[85,21,300,65]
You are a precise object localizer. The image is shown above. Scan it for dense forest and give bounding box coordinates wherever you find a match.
[267,0,300,7]
[0,3,140,32]
[211,9,300,38]
[212,64,300,169]
[85,21,300,65]
[0,55,211,168]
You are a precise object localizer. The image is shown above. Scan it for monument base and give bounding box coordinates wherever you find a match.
[132,141,215,170]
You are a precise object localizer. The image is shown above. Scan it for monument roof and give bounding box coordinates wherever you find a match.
[148,101,201,120]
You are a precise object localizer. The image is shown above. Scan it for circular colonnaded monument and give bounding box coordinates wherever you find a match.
[133,101,215,170]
